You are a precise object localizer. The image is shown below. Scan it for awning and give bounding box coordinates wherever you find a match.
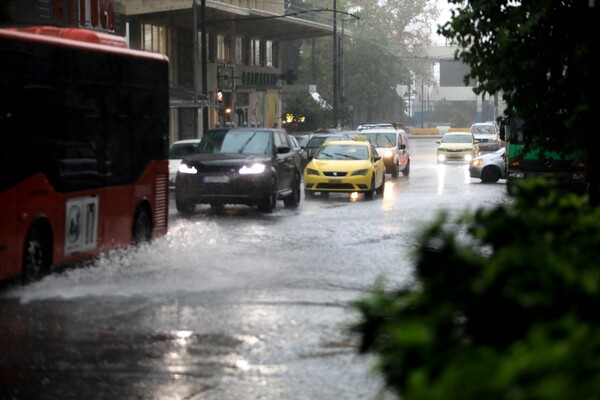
[309,85,332,110]
[169,82,209,109]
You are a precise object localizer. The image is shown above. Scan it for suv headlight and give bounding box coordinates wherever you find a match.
[239,163,266,174]
[178,164,197,174]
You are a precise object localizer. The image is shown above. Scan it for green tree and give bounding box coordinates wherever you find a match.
[283,0,438,128]
[438,1,599,203]
[283,91,334,132]
[349,179,600,399]
[348,3,600,399]
[429,98,475,127]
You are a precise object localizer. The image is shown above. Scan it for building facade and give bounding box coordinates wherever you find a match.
[5,0,334,142]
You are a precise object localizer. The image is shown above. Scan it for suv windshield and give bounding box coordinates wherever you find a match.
[471,124,497,136]
[198,129,272,155]
[443,134,473,143]
[360,132,395,147]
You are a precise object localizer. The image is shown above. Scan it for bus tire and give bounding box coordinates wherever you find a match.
[23,224,50,284]
[133,207,152,245]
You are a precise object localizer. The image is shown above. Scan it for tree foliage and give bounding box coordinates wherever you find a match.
[348,180,600,399]
[438,0,599,201]
[429,99,475,127]
[284,0,439,128]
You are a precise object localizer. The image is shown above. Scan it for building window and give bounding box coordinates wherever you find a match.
[198,32,210,62]
[251,38,261,66]
[235,37,244,65]
[141,23,168,55]
[265,40,273,67]
[216,34,226,62]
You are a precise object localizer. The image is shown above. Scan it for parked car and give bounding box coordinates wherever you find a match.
[470,121,501,153]
[356,128,410,178]
[303,140,385,200]
[175,128,302,214]
[436,131,480,163]
[469,146,506,183]
[302,132,352,163]
[168,138,200,189]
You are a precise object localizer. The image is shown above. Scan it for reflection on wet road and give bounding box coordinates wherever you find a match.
[0,138,510,400]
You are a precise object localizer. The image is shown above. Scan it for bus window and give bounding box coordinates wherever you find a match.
[0,26,170,284]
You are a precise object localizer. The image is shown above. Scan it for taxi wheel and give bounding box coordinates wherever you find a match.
[365,177,376,200]
[377,173,385,195]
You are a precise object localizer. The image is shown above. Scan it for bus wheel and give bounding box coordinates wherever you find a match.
[23,226,50,284]
[133,208,152,245]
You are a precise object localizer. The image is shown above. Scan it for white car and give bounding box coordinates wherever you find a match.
[470,121,501,153]
[356,128,411,177]
[469,146,506,183]
[169,139,200,189]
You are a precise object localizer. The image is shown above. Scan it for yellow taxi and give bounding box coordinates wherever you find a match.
[303,139,385,199]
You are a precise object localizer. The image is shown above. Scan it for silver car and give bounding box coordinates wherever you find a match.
[469,146,506,183]
[470,121,501,153]
[168,139,201,189]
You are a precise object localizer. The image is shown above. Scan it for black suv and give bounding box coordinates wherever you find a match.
[175,128,302,213]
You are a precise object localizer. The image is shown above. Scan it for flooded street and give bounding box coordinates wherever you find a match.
[0,138,510,400]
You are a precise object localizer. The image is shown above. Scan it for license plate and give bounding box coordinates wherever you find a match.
[205,176,229,183]
[542,172,555,178]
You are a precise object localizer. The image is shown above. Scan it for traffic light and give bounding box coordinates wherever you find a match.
[216,89,223,108]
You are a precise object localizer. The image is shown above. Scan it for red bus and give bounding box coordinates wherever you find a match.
[0,26,170,284]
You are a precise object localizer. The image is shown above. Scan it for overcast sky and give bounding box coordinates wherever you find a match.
[431,0,454,45]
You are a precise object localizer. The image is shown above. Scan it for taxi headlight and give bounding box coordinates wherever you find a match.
[178,164,197,174]
[240,163,266,175]
[351,169,369,176]
[306,168,320,176]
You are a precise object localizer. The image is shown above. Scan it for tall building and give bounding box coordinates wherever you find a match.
[5,0,335,141]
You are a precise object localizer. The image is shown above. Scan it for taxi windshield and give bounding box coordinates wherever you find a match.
[316,144,369,160]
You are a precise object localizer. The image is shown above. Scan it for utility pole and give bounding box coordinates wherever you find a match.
[332,0,337,128]
[201,0,208,135]
[193,0,198,137]
[421,77,424,128]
